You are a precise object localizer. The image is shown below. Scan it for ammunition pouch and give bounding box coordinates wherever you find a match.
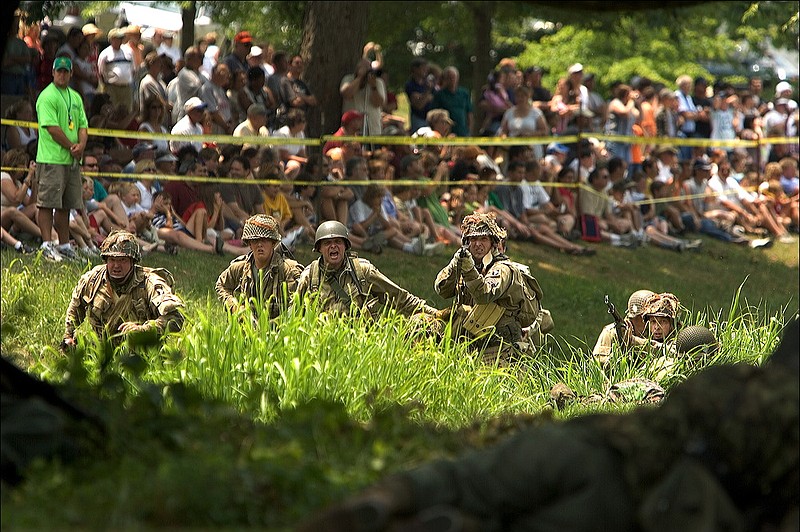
[462,303,506,338]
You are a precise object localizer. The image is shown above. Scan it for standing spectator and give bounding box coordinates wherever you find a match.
[477,68,513,137]
[692,76,713,139]
[97,28,134,113]
[498,86,548,160]
[223,31,253,81]
[523,66,552,121]
[199,32,219,79]
[169,46,204,124]
[710,87,740,148]
[200,62,234,135]
[340,57,386,138]
[71,37,99,110]
[266,50,293,130]
[675,75,700,161]
[431,66,473,137]
[138,52,172,125]
[237,66,275,130]
[656,88,682,139]
[156,31,181,65]
[170,97,206,155]
[34,56,89,261]
[583,73,607,133]
[56,26,83,62]
[405,57,435,134]
[3,10,34,98]
[286,54,318,115]
[122,25,145,77]
[605,84,640,164]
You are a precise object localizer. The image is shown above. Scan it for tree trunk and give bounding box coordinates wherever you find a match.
[469,2,494,137]
[300,1,369,154]
[181,1,197,52]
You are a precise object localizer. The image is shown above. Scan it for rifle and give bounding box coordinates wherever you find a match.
[604,295,628,347]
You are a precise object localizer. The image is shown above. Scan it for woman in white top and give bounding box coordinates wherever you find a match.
[2,99,38,152]
[137,95,170,152]
[272,108,308,179]
[499,85,548,160]
[0,149,46,240]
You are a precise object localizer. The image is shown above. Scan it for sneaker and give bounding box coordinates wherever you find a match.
[39,242,63,262]
[684,239,703,250]
[205,228,218,245]
[423,241,445,256]
[56,244,80,262]
[749,237,773,249]
[15,242,36,254]
[411,236,426,255]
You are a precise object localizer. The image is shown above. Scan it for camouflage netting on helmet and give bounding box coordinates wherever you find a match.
[100,230,141,262]
[627,289,655,318]
[461,212,507,242]
[242,214,281,242]
[643,292,681,319]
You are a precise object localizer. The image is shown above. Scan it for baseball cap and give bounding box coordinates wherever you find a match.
[568,63,583,74]
[341,110,364,126]
[184,97,207,113]
[248,46,263,58]
[108,27,125,39]
[155,150,178,163]
[546,142,570,155]
[693,156,712,171]
[53,56,73,71]
[132,142,155,157]
[775,81,792,95]
[234,31,253,44]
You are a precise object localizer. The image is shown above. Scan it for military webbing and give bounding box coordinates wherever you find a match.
[327,275,352,307]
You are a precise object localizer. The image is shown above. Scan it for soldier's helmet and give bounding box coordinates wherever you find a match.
[627,289,656,318]
[642,292,681,320]
[314,220,351,252]
[100,230,141,263]
[676,325,719,356]
[461,212,507,246]
[241,214,281,243]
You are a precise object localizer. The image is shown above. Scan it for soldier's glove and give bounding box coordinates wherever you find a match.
[60,337,76,355]
[434,307,452,321]
[457,246,470,259]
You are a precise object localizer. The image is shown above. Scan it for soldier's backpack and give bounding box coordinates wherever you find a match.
[503,261,546,329]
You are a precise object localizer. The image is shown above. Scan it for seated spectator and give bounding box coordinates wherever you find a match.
[150,190,245,255]
[2,99,38,152]
[322,111,364,155]
[137,96,170,153]
[163,157,222,250]
[272,108,308,179]
[351,184,439,255]
[0,226,36,254]
[217,155,264,235]
[578,166,638,247]
[1,149,47,242]
[170,97,207,155]
[403,152,461,245]
[233,103,270,152]
[259,168,293,235]
[283,171,319,251]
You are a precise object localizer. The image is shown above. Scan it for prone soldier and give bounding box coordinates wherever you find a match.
[62,230,185,348]
[215,214,304,320]
[593,289,655,365]
[295,221,438,319]
[297,319,799,532]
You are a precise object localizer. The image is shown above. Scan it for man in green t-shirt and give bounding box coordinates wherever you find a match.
[34,56,89,262]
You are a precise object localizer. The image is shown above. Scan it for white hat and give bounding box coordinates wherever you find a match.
[568,63,583,74]
[183,97,207,113]
[248,46,263,58]
[775,81,792,96]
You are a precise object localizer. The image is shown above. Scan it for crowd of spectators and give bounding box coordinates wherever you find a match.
[2,14,798,260]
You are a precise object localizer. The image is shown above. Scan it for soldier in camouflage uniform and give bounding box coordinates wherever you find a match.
[215,214,303,320]
[298,319,799,532]
[295,221,437,319]
[62,231,185,348]
[434,212,547,362]
[593,289,656,364]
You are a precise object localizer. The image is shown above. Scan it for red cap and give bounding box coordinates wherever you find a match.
[234,31,253,44]
[341,110,364,126]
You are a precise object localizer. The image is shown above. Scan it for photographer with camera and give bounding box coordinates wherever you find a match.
[339,45,387,139]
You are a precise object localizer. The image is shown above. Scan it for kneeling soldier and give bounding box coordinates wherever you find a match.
[63,230,185,348]
[216,214,304,319]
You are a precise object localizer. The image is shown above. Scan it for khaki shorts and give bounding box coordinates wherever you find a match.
[35,163,83,210]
